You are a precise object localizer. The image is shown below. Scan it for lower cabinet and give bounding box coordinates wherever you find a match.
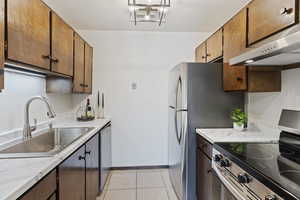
[59,145,86,200]
[197,149,213,200]
[18,170,57,200]
[86,134,100,200]
[59,132,100,200]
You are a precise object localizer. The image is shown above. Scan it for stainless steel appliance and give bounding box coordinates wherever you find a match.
[230,28,300,66]
[100,122,112,191]
[168,63,244,200]
[212,109,300,200]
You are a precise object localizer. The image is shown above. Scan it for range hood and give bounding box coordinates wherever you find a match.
[230,30,300,66]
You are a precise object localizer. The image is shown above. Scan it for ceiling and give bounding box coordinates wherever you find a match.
[42,0,251,32]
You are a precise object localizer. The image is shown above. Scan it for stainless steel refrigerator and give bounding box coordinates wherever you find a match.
[168,63,244,200]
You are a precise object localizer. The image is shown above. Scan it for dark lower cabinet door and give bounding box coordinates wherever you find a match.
[85,133,100,200]
[197,149,213,200]
[59,145,86,200]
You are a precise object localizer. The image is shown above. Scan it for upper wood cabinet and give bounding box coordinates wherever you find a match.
[73,33,85,93]
[7,0,51,70]
[195,42,207,63]
[51,12,74,76]
[0,0,4,91]
[247,0,298,45]
[206,29,223,62]
[84,43,93,94]
[223,9,247,91]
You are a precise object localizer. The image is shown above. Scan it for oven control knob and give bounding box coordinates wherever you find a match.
[237,173,251,184]
[214,154,223,162]
[220,159,230,167]
[265,195,277,200]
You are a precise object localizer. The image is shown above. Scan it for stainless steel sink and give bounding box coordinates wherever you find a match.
[0,127,95,158]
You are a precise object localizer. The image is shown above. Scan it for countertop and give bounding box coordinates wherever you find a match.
[0,118,111,200]
[196,126,280,144]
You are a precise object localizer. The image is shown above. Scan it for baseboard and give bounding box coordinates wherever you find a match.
[111,165,169,171]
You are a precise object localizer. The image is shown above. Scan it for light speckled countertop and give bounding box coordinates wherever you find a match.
[0,118,111,200]
[196,126,280,144]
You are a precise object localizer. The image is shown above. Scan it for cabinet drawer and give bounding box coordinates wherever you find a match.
[19,169,57,200]
[197,135,212,159]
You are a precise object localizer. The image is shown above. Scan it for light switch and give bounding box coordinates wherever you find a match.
[131,82,137,90]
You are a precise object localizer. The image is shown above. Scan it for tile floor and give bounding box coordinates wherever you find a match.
[97,169,179,200]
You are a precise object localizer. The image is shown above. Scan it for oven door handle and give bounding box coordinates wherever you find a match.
[212,165,248,200]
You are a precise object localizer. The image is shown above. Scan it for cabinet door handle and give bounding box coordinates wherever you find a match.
[79,155,85,160]
[201,56,206,59]
[51,58,59,63]
[207,169,212,174]
[206,54,211,57]
[42,55,51,60]
[85,150,91,155]
[80,83,85,87]
[280,7,293,15]
[85,84,89,88]
[236,77,243,81]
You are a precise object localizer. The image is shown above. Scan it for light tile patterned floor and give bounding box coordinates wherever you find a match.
[97,169,179,200]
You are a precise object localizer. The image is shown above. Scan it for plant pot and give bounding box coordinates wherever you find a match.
[233,122,245,132]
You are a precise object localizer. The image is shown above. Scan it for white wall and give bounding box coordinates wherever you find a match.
[78,31,210,167]
[247,68,300,129]
[0,70,79,133]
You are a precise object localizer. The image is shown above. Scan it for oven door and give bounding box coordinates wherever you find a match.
[213,171,239,200]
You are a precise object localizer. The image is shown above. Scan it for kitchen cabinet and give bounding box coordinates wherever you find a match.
[100,123,112,191]
[195,42,207,63]
[59,145,86,200]
[197,135,213,200]
[223,9,281,92]
[0,0,4,91]
[85,134,100,200]
[7,0,51,70]
[206,29,223,62]
[247,0,297,45]
[18,170,57,200]
[223,9,247,91]
[84,43,93,94]
[73,33,85,93]
[51,12,74,76]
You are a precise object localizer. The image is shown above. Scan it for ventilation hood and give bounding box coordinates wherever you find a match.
[230,30,300,66]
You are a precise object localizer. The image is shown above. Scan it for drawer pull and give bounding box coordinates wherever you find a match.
[42,55,51,60]
[85,150,91,155]
[236,77,243,81]
[51,58,59,63]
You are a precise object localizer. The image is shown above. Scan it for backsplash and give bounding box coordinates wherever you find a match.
[247,68,300,130]
[0,70,83,133]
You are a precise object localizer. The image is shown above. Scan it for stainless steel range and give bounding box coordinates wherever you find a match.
[212,109,300,200]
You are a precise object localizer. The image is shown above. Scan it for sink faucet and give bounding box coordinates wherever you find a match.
[23,96,56,140]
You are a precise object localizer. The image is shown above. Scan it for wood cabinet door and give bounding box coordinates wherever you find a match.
[59,145,86,200]
[19,170,57,200]
[85,133,100,200]
[206,29,223,62]
[197,149,213,200]
[84,43,93,94]
[195,42,207,63]
[7,0,51,69]
[248,0,297,45]
[0,0,4,91]
[73,33,85,93]
[51,12,74,76]
[223,9,247,91]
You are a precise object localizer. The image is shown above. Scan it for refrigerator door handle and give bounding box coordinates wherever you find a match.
[180,110,188,198]
[174,110,182,144]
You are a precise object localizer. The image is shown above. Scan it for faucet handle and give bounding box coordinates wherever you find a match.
[31,118,37,132]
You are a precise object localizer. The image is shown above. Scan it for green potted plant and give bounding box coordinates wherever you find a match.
[231,108,247,131]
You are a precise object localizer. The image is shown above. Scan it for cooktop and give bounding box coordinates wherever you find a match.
[214,131,300,200]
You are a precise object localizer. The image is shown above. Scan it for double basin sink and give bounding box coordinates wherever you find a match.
[0,127,95,159]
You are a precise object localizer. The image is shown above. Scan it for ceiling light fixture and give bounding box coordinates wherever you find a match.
[128,0,171,26]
